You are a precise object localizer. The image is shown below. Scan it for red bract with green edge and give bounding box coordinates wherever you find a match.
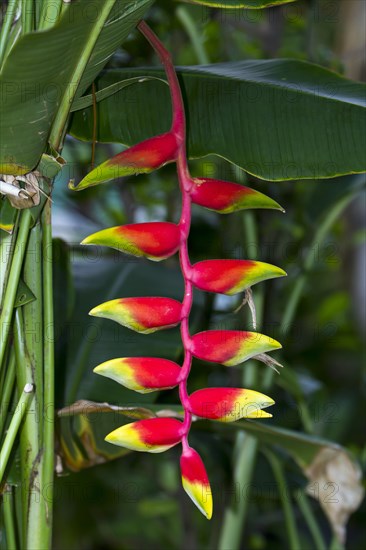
[81,222,181,261]
[180,447,213,519]
[190,330,282,366]
[75,21,285,520]
[190,178,284,213]
[89,297,182,333]
[188,387,275,422]
[94,357,182,393]
[191,259,286,295]
[70,131,180,190]
[106,418,184,453]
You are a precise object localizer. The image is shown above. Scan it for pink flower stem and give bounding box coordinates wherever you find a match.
[138,21,194,451]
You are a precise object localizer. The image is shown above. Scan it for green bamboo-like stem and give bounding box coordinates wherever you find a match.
[3,485,18,550]
[21,0,34,34]
[0,352,16,440]
[48,0,116,150]
[295,489,327,550]
[0,383,34,483]
[263,191,357,391]
[218,434,258,549]
[40,199,55,548]
[264,449,301,550]
[0,210,32,372]
[39,0,63,31]
[0,0,19,65]
[176,6,209,65]
[218,211,262,550]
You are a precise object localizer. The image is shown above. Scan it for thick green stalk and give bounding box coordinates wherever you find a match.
[0,352,16,440]
[38,0,63,31]
[176,6,209,65]
[265,449,301,550]
[3,486,18,550]
[0,383,34,483]
[21,0,34,34]
[40,200,55,548]
[218,211,262,550]
[0,0,19,65]
[48,0,116,150]
[295,489,327,550]
[0,210,32,372]
[218,434,258,550]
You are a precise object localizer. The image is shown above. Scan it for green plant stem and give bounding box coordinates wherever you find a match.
[48,0,116,150]
[0,0,19,66]
[218,210,263,550]
[263,191,358,391]
[39,0,63,31]
[176,6,209,65]
[218,434,257,550]
[295,489,326,550]
[0,352,16,440]
[264,449,301,550]
[0,210,32,372]
[0,383,34,483]
[21,0,34,34]
[40,200,55,549]
[3,486,18,550]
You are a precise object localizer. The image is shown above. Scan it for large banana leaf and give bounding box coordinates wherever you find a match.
[186,0,295,6]
[0,0,153,175]
[70,61,366,181]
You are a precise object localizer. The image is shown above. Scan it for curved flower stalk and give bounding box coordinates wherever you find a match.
[77,21,286,520]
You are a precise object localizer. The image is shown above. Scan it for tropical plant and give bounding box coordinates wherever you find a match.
[0,1,364,549]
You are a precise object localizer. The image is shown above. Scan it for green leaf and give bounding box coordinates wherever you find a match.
[0,0,153,175]
[70,61,366,181]
[71,76,167,112]
[14,279,36,308]
[185,0,295,7]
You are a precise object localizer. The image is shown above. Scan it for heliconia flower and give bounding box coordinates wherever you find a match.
[94,357,182,393]
[188,387,274,422]
[70,132,180,190]
[190,259,286,295]
[106,418,184,453]
[190,178,284,213]
[89,297,182,334]
[180,447,213,519]
[81,222,181,261]
[190,330,281,366]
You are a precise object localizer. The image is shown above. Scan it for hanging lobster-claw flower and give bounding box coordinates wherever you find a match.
[188,387,274,422]
[190,330,281,366]
[70,131,181,190]
[94,357,182,393]
[180,447,213,519]
[191,259,286,295]
[190,178,284,213]
[81,222,181,261]
[89,297,182,334]
[106,418,184,453]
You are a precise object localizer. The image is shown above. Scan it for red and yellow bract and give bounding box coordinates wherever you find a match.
[190,330,281,366]
[180,447,213,519]
[106,418,184,453]
[89,297,182,334]
[81,222,181,261]
[94,357,181,393]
